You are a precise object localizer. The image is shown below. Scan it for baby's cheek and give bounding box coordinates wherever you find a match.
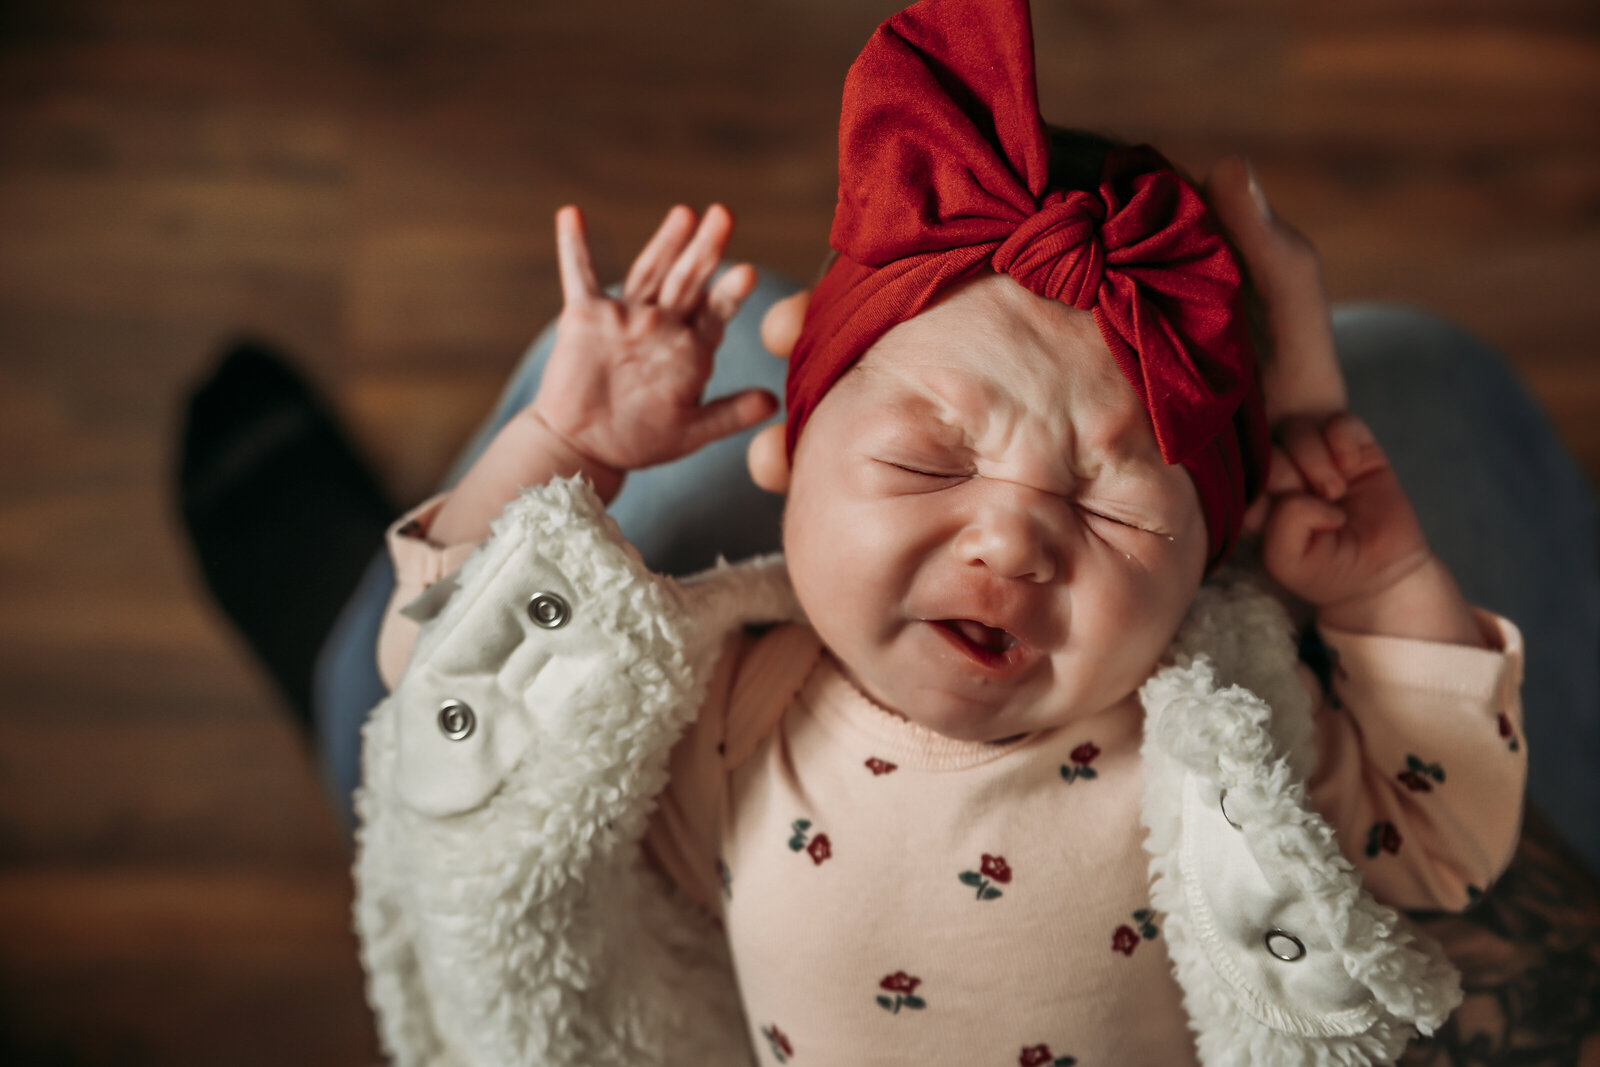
[1094,562,1189,662]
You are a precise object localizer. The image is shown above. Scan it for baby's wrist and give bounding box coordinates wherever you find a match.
[518,407,627,502]
[1314,553,1485,647]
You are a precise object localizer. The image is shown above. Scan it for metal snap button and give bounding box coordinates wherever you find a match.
[527,591,570,629]
[438,699,476,741]
[1264,929,1306,962]
[1219,788,1242,830]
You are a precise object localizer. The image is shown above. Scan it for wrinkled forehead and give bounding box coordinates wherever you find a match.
[846,273,1161,462]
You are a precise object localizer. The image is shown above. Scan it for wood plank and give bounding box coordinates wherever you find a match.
[0,0,1594,1061]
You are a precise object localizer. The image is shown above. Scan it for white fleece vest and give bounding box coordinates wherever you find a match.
[352,478,1460,1067]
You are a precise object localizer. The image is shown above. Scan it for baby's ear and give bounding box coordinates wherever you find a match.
[747,422,791,494]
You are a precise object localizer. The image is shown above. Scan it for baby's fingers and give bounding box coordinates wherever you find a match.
[555,206,602,306]
[697,263,759,333]
[1323,412,1388,481]
[1281,415,1345,500]
[659,204,734,313]
[624,205,697,303]
[1261,492,1348,576]
[681,387,779,454]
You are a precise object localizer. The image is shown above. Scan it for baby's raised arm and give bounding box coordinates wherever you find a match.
[427,204,776,546]
[374,204,776,685]
[1207,157,1483,648]
[1261,413,1484,647]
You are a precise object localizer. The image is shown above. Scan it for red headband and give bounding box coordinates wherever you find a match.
[785,0,1268,565]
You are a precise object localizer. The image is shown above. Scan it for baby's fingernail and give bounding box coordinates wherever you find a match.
[1245,162,1272,221]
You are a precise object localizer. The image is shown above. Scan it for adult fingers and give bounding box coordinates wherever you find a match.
[555,206,601,306]
[1205,156,1346,421]
[623,205,698,303]
[659,203,735,313]
[747,422,791,494]
[759,289,810,360]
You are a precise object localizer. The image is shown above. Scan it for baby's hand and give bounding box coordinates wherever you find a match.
[531,204,777,476]
[1260,414,1432,612]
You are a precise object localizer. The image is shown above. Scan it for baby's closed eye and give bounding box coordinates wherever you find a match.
[874,454,975,490]
[889,461,969,480]
[1076,498,1166,536]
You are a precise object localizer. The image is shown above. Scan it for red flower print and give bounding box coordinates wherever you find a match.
[1019,1046,1056,1067]
[980,853,1013,884]
[876,972,927,1013]
[1497,713,1520,751]
[865,757,899,776]
[880,972,921,995]
[958,854,1010,900]
[807,833,832,865]
[1365,821,1403,857]
[1398,770,1432,793]
[1111,908,1160,955]
[1060,741,1101,783]
[1398,754,1446,792]
[761,1023,793,1061]
[788,818,831,864]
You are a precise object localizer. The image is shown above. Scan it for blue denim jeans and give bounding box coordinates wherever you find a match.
[314,273,1600,873]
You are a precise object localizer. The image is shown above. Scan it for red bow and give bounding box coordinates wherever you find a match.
[786,0,1267,563]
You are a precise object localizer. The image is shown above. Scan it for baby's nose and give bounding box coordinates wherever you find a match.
[953,503,1056,583]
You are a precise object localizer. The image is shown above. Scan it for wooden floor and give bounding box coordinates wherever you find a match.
[0,1,1594,1063]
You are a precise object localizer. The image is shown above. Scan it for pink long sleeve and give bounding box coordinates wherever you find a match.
[375,494,1527,922]
[1308,611,1527,911]
[374,495,480,689]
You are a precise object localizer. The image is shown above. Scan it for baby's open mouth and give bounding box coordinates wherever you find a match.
[939,619,1019,656]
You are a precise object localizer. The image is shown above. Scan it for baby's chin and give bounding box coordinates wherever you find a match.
[912,704,1079,744]
[863,675,1098,744]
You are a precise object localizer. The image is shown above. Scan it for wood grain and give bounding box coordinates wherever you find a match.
[0,0,1594,1062]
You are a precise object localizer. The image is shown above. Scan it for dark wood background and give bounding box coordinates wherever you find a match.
[0,1,1594,1064]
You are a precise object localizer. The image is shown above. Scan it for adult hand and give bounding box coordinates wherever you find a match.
[746,289,810,492]
[1204,156,1347,424]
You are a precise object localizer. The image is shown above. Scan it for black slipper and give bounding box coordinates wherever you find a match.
[177,339,396,727]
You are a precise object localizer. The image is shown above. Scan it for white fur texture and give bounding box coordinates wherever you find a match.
[355,483,1460,1067]
[1140,570,1462,1066]
[354,479,795,1066]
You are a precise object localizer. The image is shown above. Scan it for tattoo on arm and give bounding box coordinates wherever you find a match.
[1400,808,1600,1064]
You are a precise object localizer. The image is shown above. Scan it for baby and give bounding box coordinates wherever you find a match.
[364,1,1526,1063]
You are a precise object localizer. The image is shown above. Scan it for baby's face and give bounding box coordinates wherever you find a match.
[783,273,1208,742]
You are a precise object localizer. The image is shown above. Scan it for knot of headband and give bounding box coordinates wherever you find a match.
[785,0,1268,564]
[991,195,1105,310]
